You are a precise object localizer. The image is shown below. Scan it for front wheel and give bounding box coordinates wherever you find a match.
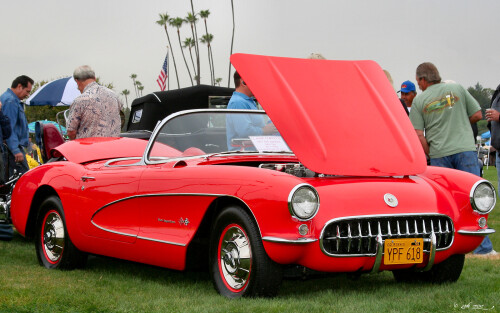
[393,254,465,283]
[35,196,87,269]
[209,206,283,298]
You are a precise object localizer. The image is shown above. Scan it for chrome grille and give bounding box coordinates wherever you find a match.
[320,214,454,256]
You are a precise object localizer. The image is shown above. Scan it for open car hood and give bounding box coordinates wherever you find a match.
[231,54,426,176]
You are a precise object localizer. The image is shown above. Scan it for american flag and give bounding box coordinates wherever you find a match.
[156,52,168,91]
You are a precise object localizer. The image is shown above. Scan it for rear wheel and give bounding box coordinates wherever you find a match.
[393,254,465,283]
[209,206,283,298]
[35,196,87,269]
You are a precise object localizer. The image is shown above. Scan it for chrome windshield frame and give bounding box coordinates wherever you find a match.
[142,108,270,165]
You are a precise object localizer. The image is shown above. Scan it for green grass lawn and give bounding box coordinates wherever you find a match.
[1,168,499,313]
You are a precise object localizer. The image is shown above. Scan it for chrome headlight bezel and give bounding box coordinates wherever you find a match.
[470,180,496,214]
[288,183,320,221]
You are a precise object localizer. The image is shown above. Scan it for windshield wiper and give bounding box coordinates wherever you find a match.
[204,150,294,161]
[204,150,259,161]
[261,151,294,154]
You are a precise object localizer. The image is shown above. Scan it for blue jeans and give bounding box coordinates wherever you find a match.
[4,146,29,179]
[0,223,13,241]
[430,151,480,176]
[496,150,500,197]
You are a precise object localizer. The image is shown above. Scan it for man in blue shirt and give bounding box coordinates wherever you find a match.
[0,75,32,241]
[0,75,33,177]
[226,72,276,150]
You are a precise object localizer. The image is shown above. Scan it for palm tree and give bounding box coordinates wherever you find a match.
[200,10,215,85]
[156,13,180,88]
[228,0,235,87]
[189,1,201,85]
[130,74,138,97]
[185,12,200,84]
[169,17,193,86]
[200,34,215,85]
[183,37,197,76]
[135,81,143,97]
[215,78,222,86]
[121,89,130,108]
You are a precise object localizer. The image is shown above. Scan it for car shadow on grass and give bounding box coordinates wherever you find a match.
[84,255,419,298]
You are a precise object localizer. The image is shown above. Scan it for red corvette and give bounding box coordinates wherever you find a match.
[11,54,496,298]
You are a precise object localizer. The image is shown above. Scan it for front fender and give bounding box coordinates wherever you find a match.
[11,161,84,237]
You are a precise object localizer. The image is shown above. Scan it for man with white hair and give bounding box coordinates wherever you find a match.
[67,65,123,140]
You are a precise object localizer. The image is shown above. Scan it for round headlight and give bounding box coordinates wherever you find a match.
[470,181,496,214]
[288,184,319,220]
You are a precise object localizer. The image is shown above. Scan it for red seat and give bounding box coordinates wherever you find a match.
[36,122,65,162]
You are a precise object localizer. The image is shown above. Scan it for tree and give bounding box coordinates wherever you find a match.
[215,77,222,86]
[130,74,138,97]
[169,17,194,86]
[183,37,197,77]
[228,0,235,87]
[135,81,143,97]
[189,1,201,85]
[200,34,215,85]
[200,9,215,85]
[468,82,494,118]
[185,12,200,84]
[121,89,130,109]
[156,13,180,89]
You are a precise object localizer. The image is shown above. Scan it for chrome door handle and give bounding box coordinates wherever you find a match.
[81,176,95,182]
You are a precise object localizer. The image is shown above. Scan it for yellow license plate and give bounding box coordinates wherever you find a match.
[384,238,424,265]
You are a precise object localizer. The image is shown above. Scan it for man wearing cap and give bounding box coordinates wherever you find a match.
[399,80,417,112]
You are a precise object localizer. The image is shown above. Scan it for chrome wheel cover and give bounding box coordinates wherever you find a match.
[41,210,65,263]
[218,225,252,291]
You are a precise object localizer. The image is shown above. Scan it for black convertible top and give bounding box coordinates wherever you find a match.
[126,85,234,132]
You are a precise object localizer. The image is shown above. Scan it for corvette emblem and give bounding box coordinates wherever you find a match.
[384,193,398,207]
[179,218,190,226]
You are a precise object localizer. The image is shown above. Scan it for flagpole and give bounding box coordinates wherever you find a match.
[167,46,170,91]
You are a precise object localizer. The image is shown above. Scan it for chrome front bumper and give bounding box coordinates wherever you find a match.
[457,228,495,236]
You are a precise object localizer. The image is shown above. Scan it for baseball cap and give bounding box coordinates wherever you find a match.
[399,80,416,93]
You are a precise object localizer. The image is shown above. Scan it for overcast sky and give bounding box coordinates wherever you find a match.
[1,0,499,106]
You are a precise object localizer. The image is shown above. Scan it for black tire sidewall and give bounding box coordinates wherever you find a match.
[209,205,283,298]
[210,206,252,298]
[35,196,69,269]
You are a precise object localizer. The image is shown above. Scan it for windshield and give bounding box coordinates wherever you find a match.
[147,110,291,161]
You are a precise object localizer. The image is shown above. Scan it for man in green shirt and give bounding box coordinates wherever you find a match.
[409,62,482,175]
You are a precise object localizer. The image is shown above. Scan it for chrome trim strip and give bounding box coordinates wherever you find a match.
[457,228,496,236]
[151,92,162,103]
[104,157,142,167]
[90,192,263,246]
[90,221,187,247]
[137,236,185,246]
[370,234,383,274]
[321,213,452,229]
[262,236,317,244]
[91,193,227,221]
[422,231,436,272]
[142,108,268,165]
[469,180,496,214]
[91,220,137,238]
